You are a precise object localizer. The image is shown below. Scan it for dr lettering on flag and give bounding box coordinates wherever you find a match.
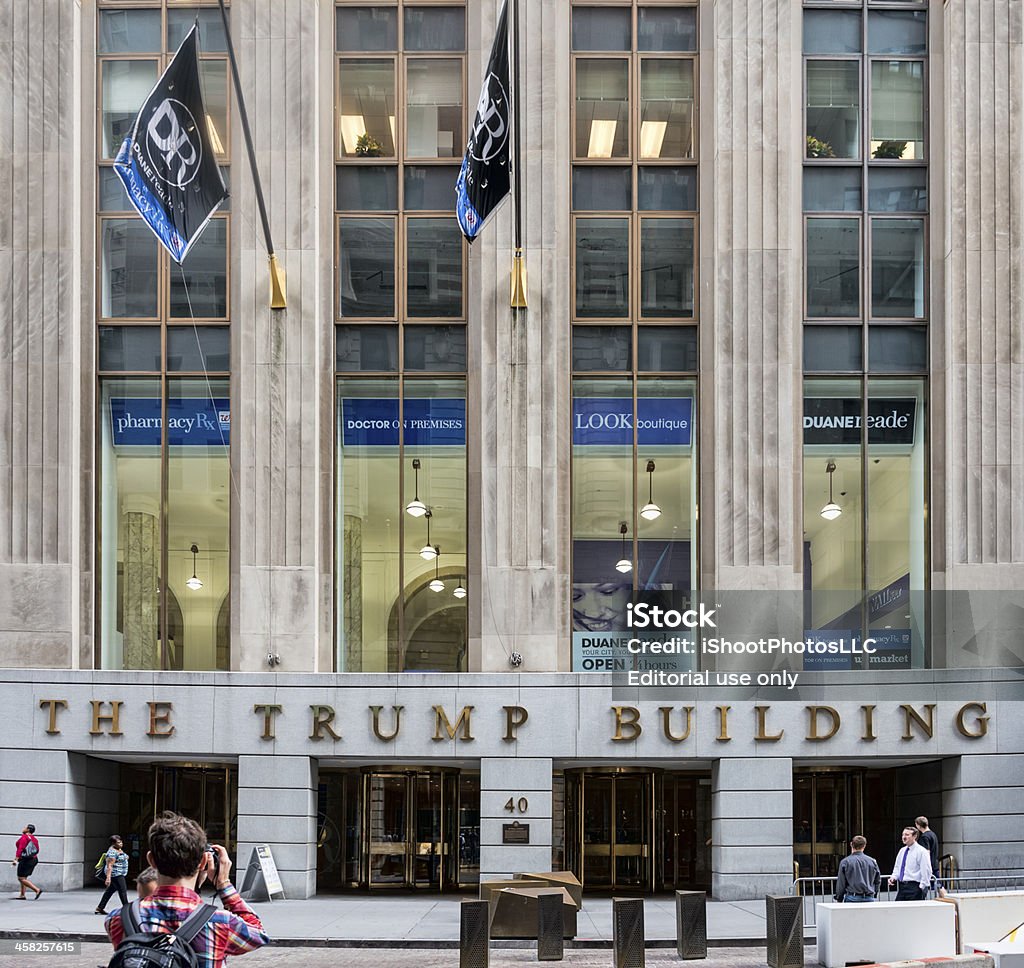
[455,0,512,242]
[113,24,227,263]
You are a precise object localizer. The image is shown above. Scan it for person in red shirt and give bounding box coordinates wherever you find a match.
[10,823,41,899]
[105,812,269,967]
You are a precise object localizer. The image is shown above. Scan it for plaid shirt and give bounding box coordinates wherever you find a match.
[106,885,269,967]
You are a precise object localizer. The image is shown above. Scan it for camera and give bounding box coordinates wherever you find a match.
[205,845,219,885]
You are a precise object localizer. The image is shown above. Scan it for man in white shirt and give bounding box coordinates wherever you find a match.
[888,825,932,900]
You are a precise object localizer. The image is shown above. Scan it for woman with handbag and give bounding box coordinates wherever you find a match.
[11,823,41,899]
[95,834,130,914]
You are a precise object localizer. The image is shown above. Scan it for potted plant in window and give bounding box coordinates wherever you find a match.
[806,135,836,159]
[872,140,908,160]
[355,133,384,157]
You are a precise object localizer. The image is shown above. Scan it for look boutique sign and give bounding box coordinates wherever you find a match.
[36,698,991,745]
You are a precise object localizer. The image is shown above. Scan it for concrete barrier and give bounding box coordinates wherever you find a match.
[943,892,1024,953]
[816,901,957,968]
[967,943,1024,968]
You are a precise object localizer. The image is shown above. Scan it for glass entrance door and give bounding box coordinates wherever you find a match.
[576,772,653,891]
[359,769,479,890]
[367,774,410,886]
[659,774,711,891]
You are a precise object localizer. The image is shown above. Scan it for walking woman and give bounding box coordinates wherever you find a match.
[11,823,41,899]
[95,835,129,914]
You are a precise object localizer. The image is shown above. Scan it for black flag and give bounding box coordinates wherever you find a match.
[455,0,511,242]
[114,24,228,263]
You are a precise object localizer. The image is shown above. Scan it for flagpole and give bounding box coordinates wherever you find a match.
[217,0,286,309]
[509,0,527,308]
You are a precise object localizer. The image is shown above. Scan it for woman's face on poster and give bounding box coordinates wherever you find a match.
[572,582,631,632]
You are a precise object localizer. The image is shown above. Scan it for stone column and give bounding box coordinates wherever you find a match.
[479,757,553,880]
[0,750,87,891]
[711,757,793,900]
[0,0,82,667]
[941,1,1024,593]
[942,754,1024,881]
[231,0,324,671]
[121,510,159,669]
[236,755,317,898]
[470,0,571,671]
[706,0,804,590]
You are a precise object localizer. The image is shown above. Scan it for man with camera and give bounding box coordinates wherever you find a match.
[105,811,269,967]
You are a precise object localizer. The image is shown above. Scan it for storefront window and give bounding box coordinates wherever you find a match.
[571,374,697,669]
[802,377,926,668]
[99,366,230,671]
[336,329,467,672]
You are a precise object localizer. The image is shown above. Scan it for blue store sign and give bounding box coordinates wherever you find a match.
[110,398,230,447]
[341,398,466,447]
[573,397,693,447]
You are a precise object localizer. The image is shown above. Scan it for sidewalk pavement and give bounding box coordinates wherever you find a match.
[0,891,789,945]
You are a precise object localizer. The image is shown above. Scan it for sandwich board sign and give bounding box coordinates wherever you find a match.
[239,844,285,901]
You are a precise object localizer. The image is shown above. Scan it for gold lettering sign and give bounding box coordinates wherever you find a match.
[900,703,935,740]
[90,700,124,736]
[861,705,876,741]
[806,705,840,741]
[503,705,528,743]
[146,702,175,737]
[754,705,783,742]
[660,706,693,743]
[955,701,989,738]
[611,706,642,742]
[39,699,68,735]
[253,704,283,741]
[433,705,474,741]
[309,705,342,742]
[716,705,731,742]
[370,705,403,742]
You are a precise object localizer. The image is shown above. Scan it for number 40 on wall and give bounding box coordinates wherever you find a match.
[504,796,529,813]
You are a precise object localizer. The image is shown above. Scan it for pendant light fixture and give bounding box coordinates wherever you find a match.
[420,509,438,560]
[640,459,662,520]
[406,458,427,517]
[429,547,444,592]
[820,460,842,521]
[615,521,633,573]
[453,578,467,599]
[186,543,203,591]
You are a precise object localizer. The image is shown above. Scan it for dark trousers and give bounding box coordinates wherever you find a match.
[895,881,926,901]
[98,875,129,911]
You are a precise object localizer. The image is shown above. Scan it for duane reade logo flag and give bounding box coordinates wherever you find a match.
[455,0,511,242]
[113,24,228,263]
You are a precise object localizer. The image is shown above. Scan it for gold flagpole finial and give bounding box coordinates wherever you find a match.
[510,248,527,308]
[269,254,287,309]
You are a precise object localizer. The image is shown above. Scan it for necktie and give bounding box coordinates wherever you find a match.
[898,847,908,881]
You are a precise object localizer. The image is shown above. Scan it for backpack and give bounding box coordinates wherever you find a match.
[108,899,216,968]
[21,838,38,858]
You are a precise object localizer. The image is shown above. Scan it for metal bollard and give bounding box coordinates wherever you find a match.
[675,890,708,960]
[765,894,804,968]
[612,897,645,968]
[460,898,490,968]
[536,890,564,961]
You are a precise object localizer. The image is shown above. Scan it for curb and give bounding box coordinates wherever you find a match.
[0,930,811,950]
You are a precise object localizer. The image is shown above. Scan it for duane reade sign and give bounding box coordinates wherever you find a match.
[803,397,916,445]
